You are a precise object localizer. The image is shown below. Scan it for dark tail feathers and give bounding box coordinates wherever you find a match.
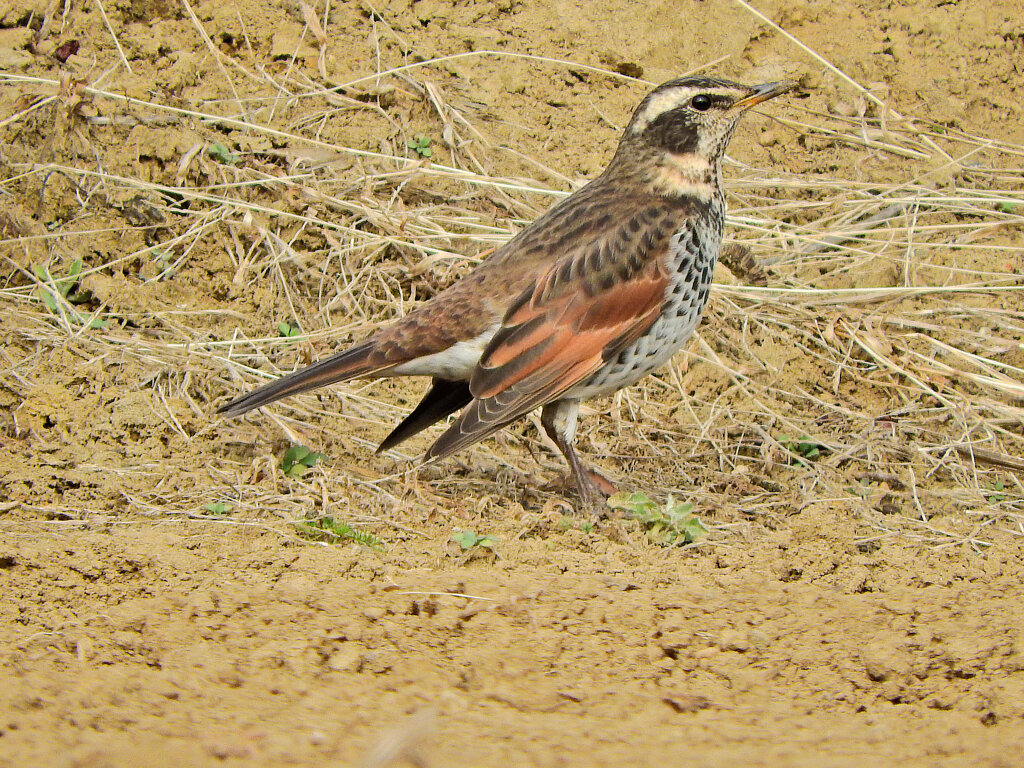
[376,378,472,453]
[219,340,381,418]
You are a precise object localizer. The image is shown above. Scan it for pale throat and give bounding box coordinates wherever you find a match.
[647,150,719,201]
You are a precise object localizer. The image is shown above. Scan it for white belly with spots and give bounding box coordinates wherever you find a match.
[567,211,722,400]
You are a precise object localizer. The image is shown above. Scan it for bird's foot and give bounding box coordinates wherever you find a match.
[545,466,617,518]
[583,467,617,498]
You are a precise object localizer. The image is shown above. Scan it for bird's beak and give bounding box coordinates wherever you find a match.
[731,80,796,111]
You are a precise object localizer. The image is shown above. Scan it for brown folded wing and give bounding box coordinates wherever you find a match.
[425,237,670,462]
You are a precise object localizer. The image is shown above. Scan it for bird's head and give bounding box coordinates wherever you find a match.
[627,76,793,157]
[613,76,793,198]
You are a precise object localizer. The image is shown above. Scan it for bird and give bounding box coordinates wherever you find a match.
[219,75,793,514]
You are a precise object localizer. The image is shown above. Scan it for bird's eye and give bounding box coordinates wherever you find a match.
[690,94,713,111]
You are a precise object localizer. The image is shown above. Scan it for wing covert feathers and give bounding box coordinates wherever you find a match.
[426,210,677,462]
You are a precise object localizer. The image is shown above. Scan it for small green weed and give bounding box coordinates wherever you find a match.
[281,445,325,478]
[607,491,707,546]
[151,247,172,271]
[34,259,107,329]
[986,480,1007,504]
[845,478,872,498]
[204,501,233,515]
[208,142,240,165]
[277,321,302,340]
[294,516,384,551]
[778,435,828,465]
[451,530,498,552]
[407,135,433,158]
[557,516,596,534]
[995,201,1018,214]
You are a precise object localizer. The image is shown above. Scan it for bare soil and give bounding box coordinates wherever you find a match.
[2,0,1024,766]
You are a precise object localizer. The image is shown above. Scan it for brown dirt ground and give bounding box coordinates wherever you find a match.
[2,0,1024,766]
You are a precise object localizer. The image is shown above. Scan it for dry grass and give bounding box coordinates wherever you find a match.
[2,24,1023,551]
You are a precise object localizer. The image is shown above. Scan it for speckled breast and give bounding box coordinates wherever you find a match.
[568,204,724,400]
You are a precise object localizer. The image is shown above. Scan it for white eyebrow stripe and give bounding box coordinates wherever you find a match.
[630,87,743,133]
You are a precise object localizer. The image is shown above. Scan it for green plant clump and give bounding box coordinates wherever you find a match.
[986,480,1007,504]
[607,491,707,546]
[281,445,325,478]
[407,135,433,158]
[778,435,828,465]
[451,530,498,552]
[294,516,384,551]
[277,321,302,339]
[208,142,240,165]
[34,259,107,329]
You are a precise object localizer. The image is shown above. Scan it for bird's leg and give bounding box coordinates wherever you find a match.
[540,400,614,516]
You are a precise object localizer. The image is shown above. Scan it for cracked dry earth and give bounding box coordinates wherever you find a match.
[2,0,1024,766]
